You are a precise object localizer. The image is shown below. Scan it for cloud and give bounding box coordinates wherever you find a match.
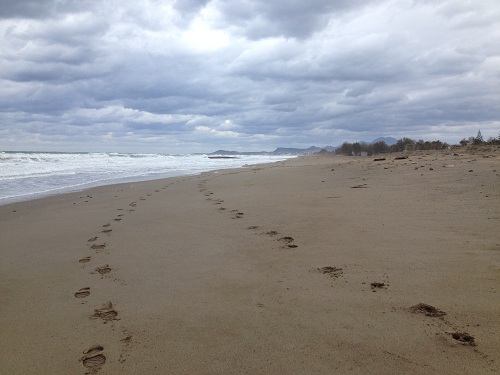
[0,0,499,153]
[216,0,372,39]
[0,0,94,20]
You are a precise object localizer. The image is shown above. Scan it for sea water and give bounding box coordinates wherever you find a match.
[0,151,293,205]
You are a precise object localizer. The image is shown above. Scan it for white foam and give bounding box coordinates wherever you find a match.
[0,152,293,204]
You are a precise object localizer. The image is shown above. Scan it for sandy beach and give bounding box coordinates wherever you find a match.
[1,146,499,374]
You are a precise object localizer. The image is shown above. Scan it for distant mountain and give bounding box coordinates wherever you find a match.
[209,138,396,156]
[270,146,335,155]
[209,146,336,156]
[370,137,397,146]
[210,150,243,155]
[210,149,274,156]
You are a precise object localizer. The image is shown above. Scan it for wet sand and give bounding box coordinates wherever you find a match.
[0,146,499,374]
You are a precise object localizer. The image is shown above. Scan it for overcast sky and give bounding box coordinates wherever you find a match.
[1,0,499,153]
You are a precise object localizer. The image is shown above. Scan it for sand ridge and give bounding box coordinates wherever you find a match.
[0,146,498,374]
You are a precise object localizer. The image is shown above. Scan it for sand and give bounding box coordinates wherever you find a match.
[0,146,499,374]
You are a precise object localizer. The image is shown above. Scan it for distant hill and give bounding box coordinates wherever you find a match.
[270,146,336,155]
[332,137,398,149]
[211,150,249,155]
[209,146,336,156]
[208,137,397,156]
[370,137,397,146]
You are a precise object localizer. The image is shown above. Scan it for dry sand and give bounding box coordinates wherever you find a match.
[0,146,499,374]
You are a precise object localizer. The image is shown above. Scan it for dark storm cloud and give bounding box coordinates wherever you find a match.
[0,0,499,152]
[0,0,64,19]
[173,0,211,18]
[216,0,371,39]
[0,0,96,19]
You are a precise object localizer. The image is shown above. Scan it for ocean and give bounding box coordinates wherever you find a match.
[0,151,293,205]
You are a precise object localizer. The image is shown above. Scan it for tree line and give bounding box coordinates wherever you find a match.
[334,130,500,156]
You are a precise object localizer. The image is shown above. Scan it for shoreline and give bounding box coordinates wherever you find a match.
[1,148,498,374]
[0,153,295,206]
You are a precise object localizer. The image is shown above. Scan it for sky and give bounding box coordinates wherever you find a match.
[0,0,499,153]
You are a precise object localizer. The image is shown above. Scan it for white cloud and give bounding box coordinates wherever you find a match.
[195,125,240,138]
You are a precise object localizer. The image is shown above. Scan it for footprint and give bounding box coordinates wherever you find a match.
[102,223,111,228]
[102,229,112,234]
[88,237,98,242]
[114,218,122,222]
[318,266,343,278]
[351,184,368,189]
[96,265,112,275]
[451,332,476,346]
[91,243,106,250]
[74,287,90,298]
[79,256,91,264]
[120,335,132,344]
[370,282,386,289]
[92,301,118,321]
[247,226,259,230]
[81,345,106,369]
[278,236,297,248]
[129,202,137,207]
[410,303,446,317]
